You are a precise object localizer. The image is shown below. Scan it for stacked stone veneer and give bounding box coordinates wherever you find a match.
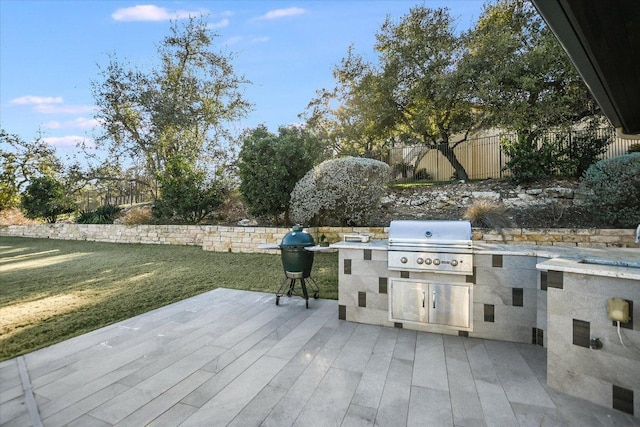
[0,224,292,253]
[473,228,638,247]
[0,224,210,246]
[1,224,638,250]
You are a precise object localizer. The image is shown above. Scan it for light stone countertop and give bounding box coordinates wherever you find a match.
[330,240,640,280]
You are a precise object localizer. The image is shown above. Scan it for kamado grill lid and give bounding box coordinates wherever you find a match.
[388,220,472,248]
[281,225,315,247]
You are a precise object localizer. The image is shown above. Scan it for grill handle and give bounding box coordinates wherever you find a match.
[422,292,426,308]
[432,291,436,309]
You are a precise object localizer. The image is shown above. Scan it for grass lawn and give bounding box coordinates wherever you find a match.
[0,236,339,361]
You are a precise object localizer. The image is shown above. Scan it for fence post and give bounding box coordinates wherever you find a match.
[499,137,503,179]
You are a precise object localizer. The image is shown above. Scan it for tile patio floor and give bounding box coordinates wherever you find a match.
[1,288,638,427]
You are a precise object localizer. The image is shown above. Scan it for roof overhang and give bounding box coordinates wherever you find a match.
[531,0,640,136]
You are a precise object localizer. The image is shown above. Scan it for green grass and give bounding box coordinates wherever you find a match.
[0,236,338,361]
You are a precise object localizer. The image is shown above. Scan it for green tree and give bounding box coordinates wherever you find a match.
[0,130,62,210]
[92,16,251,186]
[153,155,225,224]
[462,0,600,183]
[21,176,75,223]
[237,125,326,225]
[301,50,395,161]
[464,0,598,136]
[304,7,479,180]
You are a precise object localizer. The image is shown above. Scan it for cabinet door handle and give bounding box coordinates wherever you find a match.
[432,291,436,309]
[422,291,426,308]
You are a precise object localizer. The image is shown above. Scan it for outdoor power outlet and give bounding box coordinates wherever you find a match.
[607,298,630,323]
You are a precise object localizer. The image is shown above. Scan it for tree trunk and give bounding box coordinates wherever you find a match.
[436,143,469,181]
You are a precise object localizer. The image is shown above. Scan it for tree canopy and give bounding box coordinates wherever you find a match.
[152,155,226,224]
[237,125,326,224]
[463,0,598,136]
[303,1,602,182]
[21,176,75,223]
[92,16,252,184]
[303,6,479,180]
[0,130,63,210]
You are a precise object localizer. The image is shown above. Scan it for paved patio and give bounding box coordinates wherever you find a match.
[1,288,638,427]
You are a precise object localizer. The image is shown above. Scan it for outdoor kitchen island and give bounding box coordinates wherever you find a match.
[332,236,640,417]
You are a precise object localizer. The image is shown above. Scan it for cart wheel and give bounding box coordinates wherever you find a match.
[276,296,280,306]
[314,293,319,299]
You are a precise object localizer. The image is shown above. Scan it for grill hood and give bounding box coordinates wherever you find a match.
[388,220,472,249]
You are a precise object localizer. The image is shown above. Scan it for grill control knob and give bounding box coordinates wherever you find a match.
[424,258,432,265]
[417,258,424,265]
[450,260,458,267]
[433,259,441,266]
[400,257,408,264]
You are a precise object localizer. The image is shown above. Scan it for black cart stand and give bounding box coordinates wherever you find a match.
[275,271,319,309]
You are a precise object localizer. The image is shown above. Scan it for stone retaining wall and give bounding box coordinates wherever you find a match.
[1,224,638,251]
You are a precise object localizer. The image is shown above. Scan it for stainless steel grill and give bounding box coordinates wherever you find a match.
[387,220,473,275]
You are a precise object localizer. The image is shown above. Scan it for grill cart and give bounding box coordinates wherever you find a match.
[260,225,321,308]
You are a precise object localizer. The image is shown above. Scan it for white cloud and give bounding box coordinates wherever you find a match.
[112,5,206,22]
[224,36,244,46]
[256,7,306,20]
[42,121,62,129]
[43,117,100,129]
[223,35,269,46]
[42,135,93,148]
[250,36,270,44]
[209,18,230,29]
[34,104,97,115]
[69,117,101,128]
[11,96,63,105]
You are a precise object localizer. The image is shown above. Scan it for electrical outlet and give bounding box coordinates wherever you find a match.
[607,298,630,323]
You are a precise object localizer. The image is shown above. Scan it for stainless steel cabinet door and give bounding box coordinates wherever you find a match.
[428,283,470,328]
[390,280,428,323]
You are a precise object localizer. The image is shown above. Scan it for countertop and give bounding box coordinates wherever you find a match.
[330,240,640,280]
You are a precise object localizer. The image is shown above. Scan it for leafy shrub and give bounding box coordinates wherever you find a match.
[153,155,226,224]
[76,210,94,224]
[21,176,75,223]
[290,157,390,226]
[76,204,123,224]
[0,182,20,210]
[501,134,560,184]
[628,143,640,154]
[580,153,640,227]
[562,123,612,178]
[238,125,326,224]
[464,200,512,229]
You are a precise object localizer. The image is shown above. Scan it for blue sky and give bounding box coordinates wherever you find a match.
[0,0,484,161]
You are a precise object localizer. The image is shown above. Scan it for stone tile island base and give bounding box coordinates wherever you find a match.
[334,241,640,419]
